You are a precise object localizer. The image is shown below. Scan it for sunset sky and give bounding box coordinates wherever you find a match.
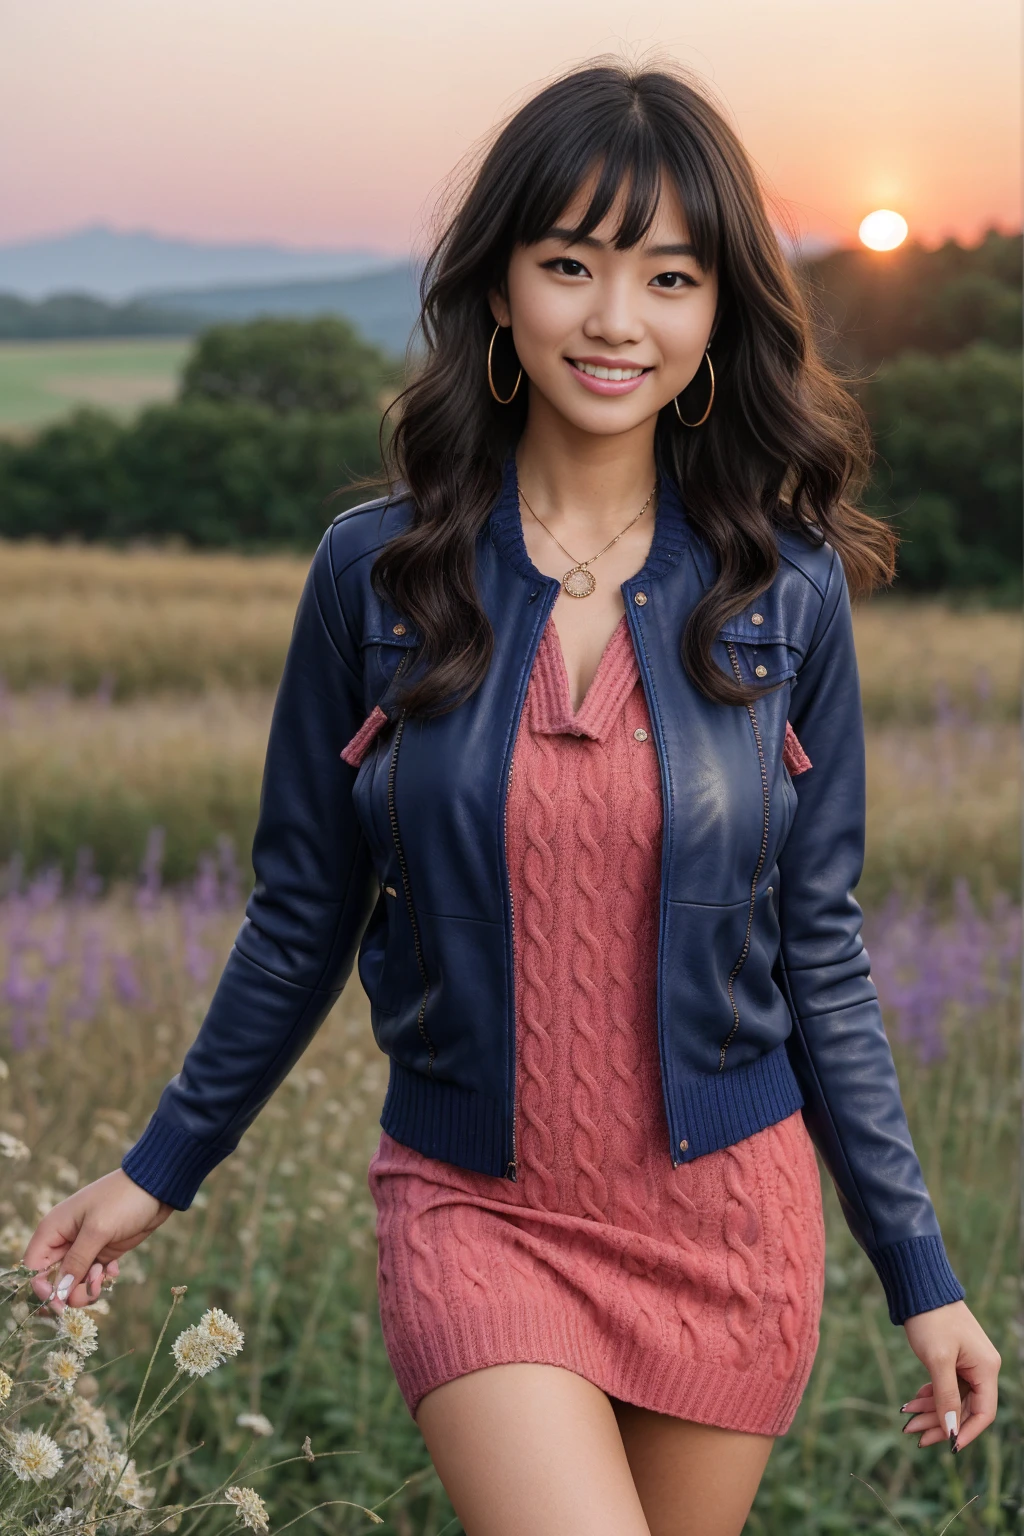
[2,0,1019,256]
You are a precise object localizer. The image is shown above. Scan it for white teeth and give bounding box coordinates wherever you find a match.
[573,361,646,381]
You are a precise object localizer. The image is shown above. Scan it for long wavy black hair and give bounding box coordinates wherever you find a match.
[371,59,896,716]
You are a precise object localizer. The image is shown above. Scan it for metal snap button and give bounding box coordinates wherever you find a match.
[754,664,768,678]
[384,885,397,897]
[392,623,407,636]
[766,885,773,896]
[679,1138,689,1152]
[633,727,648,742]
[751,613,764,625]
[634,591,647,606]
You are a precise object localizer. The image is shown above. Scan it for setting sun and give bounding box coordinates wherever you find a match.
[858,209,910,251]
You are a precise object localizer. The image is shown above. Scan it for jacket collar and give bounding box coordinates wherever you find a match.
[488,453,692,586]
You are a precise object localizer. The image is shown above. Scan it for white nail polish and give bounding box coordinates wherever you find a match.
[944,1410,958,1436]
[56,1274,74,1302]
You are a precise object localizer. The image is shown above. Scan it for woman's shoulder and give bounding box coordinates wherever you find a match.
[322,487,416,581]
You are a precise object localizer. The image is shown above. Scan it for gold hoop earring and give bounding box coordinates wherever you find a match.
[487,324,523,404]
[674,350,715,427]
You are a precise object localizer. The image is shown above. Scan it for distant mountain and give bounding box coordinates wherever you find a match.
[0,225,394,301]
[143,262,422,356]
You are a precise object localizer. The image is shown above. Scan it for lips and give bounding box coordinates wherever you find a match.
[565,357,653,396]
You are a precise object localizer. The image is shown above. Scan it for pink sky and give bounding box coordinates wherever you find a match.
[2,0,1019,253]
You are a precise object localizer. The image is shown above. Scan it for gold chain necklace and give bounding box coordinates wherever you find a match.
[518,481,657,599]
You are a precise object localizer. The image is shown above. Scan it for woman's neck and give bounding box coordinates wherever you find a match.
[514,398,658,532]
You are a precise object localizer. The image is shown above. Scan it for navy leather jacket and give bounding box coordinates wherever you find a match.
[122,460,965,1326]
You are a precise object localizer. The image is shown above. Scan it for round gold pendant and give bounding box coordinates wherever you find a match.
[563,565,596,598]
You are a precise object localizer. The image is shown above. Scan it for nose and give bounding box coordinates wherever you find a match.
[581,273,644,348]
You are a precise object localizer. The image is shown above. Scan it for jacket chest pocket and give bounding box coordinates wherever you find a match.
[717,608,801,691]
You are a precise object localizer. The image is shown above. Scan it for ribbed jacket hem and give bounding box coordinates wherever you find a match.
[380,1059,510,1176]
[870,1235,966,1325]
[121,1116,234,1210]
[670,1041,806,1160]
[379,1045,807,1179]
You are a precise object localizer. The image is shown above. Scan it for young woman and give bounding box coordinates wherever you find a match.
[25,61,1000,1536]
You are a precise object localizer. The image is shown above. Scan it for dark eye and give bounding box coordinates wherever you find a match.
[651,271,697,290]
[544,257,589,278]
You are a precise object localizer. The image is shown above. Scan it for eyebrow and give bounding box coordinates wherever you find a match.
[544,227,698,259]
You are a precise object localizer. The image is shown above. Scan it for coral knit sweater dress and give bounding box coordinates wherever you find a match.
[367,610,826,1435]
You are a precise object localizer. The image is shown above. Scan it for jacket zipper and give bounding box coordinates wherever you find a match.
[719,641,771,1070]
[503,755,518,1180]
[385,654,436,1074]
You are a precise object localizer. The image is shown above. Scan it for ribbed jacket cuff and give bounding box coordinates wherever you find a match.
[870,1235,966,1325]
[121,1115,233,1210]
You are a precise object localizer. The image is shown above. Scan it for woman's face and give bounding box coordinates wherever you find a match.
[490,174,719,440]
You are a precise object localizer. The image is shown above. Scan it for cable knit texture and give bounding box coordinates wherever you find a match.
[368,612,826,1432]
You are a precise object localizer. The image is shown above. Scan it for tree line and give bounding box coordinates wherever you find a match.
[0,231,1019,593]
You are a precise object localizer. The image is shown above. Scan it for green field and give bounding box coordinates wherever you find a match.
[0,336,190,433]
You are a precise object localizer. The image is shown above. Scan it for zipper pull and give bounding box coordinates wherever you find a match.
[504,1158,518,1180]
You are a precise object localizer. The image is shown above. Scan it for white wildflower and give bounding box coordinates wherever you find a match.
[62,1427,89,1451]
[58,1307,100,1356]
[113,1455,153,1509]
[45,1348,83,1395]
[76,1437,121,1490]
[198,1307,244,1358]
[225,1486,269,1532]
[6,1427,64,1482]
[171,1324,222,1377]
[235,1411,274,1437]
[0,1131,30,1161]
[0,1218,33,1257]
[0,1367,12,1404]
[67,1396,112,1443]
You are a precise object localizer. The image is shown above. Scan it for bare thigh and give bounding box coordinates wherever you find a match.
[611,1396,776,1536]
[414,1363,652,1536]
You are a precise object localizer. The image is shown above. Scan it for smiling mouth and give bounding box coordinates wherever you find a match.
[569,359,651,381]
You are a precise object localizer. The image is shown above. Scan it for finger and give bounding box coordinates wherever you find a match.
[23,1212,80,1298]
[85,1262,104,1301]
[45,1224,109,1312]
[919,1355,964,1451]
[951,1361,1000,1452]
[105,1258,120,1279]
[900,1381,934,1413]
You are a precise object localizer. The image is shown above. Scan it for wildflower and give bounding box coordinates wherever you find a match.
[0,1218,33,1257]
[6,1427,64,1482]
[58,1306,100,1356]
[67,1397,112,1443]
[0,1131,30,1161]
[225,1486,269,1532]
[198,1307,244,1358]
[171,1324,222,1377]
[45,1349,83,1395]
[77,1437,121,1490]
[114,1455,153,1509]
[0,1367,12,1404]
[235,1412,274,1437]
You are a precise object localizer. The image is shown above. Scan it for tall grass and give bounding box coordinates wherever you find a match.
[0,541,1020,720]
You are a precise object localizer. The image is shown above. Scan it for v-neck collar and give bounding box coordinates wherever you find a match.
[526,612,639,741]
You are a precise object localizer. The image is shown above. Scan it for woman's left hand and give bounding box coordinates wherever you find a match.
[901,1299,1001,1452]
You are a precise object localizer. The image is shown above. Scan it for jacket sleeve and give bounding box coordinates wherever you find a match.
[121,523,380,1209]
[777,548,966,1325]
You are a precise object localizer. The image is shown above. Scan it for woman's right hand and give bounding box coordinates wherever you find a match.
[22,1168,174,1312]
